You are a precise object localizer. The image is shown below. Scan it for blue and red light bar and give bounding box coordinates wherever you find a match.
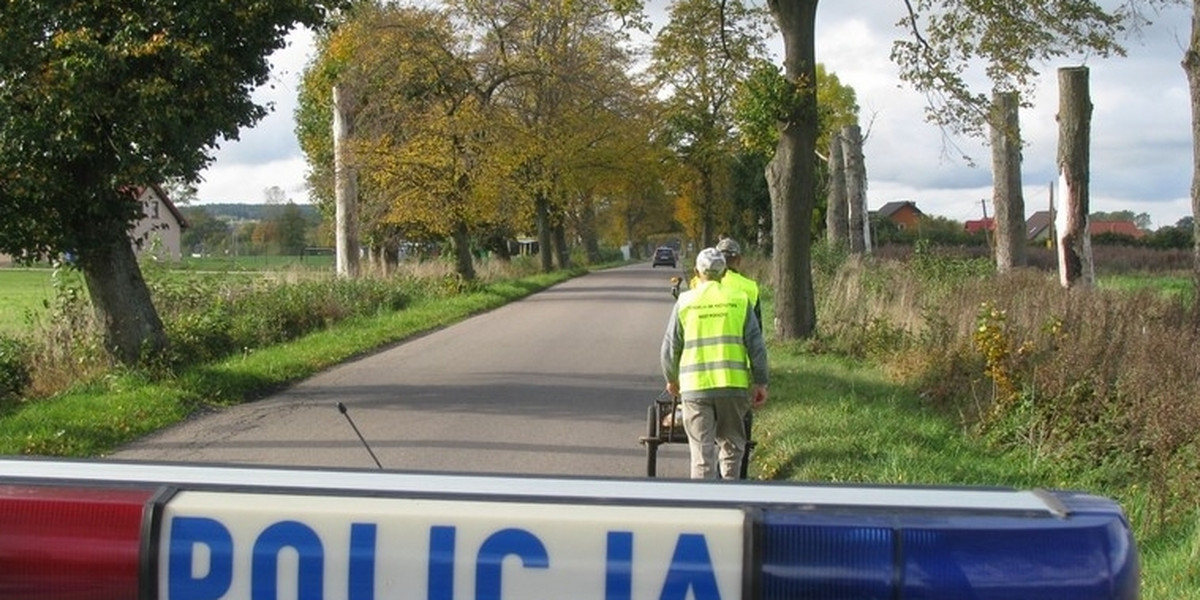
[0,458,1138,599]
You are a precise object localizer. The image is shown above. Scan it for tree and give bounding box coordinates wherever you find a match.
[1186,0,1200,326]
[652,0,771,247]
[0,1,341,363]
[452,0,650,272]
[276,203,310,256]
[764,0,820,339]
[179,207,231,256]
[733,60,859,247]
[300,3,500,280]
[893,1,1125,274]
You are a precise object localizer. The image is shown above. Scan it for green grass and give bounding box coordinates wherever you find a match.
[0,268,84,334]
[1100,272,1194,303]
[749,350,1045,486]
[0,270,580,455]
[751,345,1199,599]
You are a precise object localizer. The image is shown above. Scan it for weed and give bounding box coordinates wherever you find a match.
[0,335,30,406]
[816,252,1200,534]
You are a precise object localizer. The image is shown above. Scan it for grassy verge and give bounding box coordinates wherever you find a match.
[752,343,1198,599]
[0,270,579,456]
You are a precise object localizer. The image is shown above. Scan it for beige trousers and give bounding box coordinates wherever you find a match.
[681,395,751,479]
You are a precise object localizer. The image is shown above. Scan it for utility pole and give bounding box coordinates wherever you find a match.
[980,199,993,251]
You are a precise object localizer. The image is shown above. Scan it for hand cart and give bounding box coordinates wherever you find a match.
[638,393,755,478]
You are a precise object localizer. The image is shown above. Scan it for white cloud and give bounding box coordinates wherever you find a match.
[196,2,1195,229]
[195,28,314,205]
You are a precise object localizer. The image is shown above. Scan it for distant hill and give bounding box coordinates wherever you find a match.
[181,203,322,222]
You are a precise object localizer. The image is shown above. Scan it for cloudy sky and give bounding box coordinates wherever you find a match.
[194,1,1195,230]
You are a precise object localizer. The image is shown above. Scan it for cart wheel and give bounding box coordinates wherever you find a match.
[646,404,659,477]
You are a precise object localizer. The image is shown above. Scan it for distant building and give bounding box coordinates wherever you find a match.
[1026,211,1055,242]
[0,184,188,265]
[1025,210,1144,242]
[875,200,924,230]
[1089,220,1145,239]
[130,184,189,260]
[964,217,994,235]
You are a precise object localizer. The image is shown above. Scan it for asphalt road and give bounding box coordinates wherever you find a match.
[111,262,696,478]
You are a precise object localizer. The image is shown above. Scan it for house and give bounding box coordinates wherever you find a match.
[964,217,994,235]
[1026,211,1055,242]
[130,184,189,260]
[1090,220,1145,239]
[1025,210,1144,242]
[875,200,924,230]
[0,184,188,265]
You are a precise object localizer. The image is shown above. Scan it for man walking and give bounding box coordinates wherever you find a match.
[715,237,761,325]
[661,248,769,479]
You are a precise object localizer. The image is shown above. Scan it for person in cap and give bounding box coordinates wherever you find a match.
[714,237,761,325]
[661,248,769,479]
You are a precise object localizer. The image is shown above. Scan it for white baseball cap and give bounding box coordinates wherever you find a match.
[695,248,727,278]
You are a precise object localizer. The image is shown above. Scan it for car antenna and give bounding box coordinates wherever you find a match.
[336,402,384,469]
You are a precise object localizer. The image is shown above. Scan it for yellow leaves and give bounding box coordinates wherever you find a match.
[973,301,1017,411]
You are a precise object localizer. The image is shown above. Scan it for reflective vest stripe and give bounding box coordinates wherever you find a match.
[680,361,751,374]
[683,336,744,350]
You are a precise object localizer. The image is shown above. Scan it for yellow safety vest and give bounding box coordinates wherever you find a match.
[722,270,759,309]
[677,281,751,393]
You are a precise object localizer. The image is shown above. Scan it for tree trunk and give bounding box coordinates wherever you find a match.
[1185,0,1200,328]
[826,131,849,249]
[79,240,167,365]
[450,220,476,281]
[333,84,360,279]
[580,197,601,264]
[767,0,819,340]
[536,194,554,273]
[1056,67,1094,288]
[991,91,1027,272]
[842,124,867,254]
[700,168,716,247]
[553,222,571,269]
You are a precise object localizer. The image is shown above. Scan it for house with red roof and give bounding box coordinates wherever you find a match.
[1025,210,1144,242]
[964,217,994,235]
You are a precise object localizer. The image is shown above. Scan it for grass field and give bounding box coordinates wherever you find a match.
[0,268,82,334]
[1099,272,1194,302]
[0,256,337,334]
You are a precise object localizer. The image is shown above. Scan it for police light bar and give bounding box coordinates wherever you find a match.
[0,458,1138,600]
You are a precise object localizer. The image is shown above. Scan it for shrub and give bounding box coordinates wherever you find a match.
[815,255,1200,529]
[0,335,31,406]
[156,277,415,367]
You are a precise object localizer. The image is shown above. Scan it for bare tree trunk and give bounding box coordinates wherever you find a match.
[1056,67,1094,288]
[333,84,360,279]
[767,0,819,340]
[80,240,166,365]
[826,131,849,249]
[991,91,1027,272]
[1185,0,1200,328]
[843,124,867,254]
